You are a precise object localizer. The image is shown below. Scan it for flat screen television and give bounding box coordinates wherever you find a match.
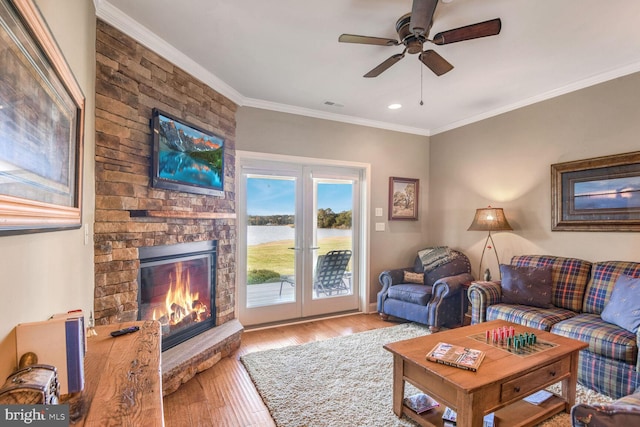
[150,108,225,197]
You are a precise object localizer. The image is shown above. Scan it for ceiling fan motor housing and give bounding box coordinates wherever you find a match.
[396,13,428,54]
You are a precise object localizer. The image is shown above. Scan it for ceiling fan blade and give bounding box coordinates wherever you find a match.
[432,18,502,45]
[410,0,438,37]
[339,34,399,46]
[419,50,453,76]
[364,53,405,78]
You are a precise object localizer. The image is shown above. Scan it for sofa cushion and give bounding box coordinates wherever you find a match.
[551,314,638,365]
[388,284,432,306]
[500,264,553,308]
[486,304,576,331]
[601,275,640,333]
[583,261,640,315]
[403,271,424,284]
[511,255,591,312]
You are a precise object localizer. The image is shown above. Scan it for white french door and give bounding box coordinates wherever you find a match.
[238,157,364,326]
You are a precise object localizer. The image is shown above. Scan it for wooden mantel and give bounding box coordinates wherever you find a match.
[129,210,236,220]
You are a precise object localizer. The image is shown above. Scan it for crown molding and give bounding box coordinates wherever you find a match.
[431,60,640,135]
[243,98,431,136]
[94,1,431,137]
[95,1,640,138]
[94,0,244,105]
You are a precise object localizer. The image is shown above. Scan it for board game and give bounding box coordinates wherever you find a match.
[469,325,557,357]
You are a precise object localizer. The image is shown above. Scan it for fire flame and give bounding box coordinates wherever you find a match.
[152,261,208,327]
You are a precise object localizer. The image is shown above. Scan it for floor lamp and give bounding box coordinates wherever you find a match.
[467,206,513,280]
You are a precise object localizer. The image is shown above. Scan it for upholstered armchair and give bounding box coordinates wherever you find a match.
[377,248,474,331]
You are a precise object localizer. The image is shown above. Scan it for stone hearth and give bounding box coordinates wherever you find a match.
[94,19,241,395]
[163,319,242,395]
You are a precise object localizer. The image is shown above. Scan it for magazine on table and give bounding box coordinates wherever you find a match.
[443,407,495,427]
[426,342,486,372]
[403,393,439,414]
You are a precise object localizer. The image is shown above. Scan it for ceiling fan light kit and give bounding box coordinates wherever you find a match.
[338,0,501,78]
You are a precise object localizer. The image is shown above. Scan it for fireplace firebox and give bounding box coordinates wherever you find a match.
[138,241,217,351]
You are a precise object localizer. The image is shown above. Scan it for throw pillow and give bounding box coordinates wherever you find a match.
[500,264,554,308]
[601,275,640,333]
[404,271,424,284]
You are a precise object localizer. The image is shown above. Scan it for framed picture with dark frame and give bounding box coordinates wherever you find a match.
[151,109,225,197]
[389,177,419,220]
[0,0,85,235]
[551,151,640,231]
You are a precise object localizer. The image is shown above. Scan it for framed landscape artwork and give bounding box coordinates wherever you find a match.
[389,177,419,220]
[151,109,225,197]
[551,151,640,231]
[0,0,85,234]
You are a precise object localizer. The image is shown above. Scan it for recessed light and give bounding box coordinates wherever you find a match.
[388,104,402,110]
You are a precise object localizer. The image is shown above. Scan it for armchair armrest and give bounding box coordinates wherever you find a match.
[378,267,415,293]
[427,272,474,327]
[468,281,503,324]
[377,267,415,313]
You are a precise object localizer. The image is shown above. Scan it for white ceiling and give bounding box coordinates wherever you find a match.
[96,0,640,136]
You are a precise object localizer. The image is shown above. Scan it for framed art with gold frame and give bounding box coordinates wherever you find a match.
[0,0,85,234]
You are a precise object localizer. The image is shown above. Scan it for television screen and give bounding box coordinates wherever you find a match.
[151,109,224,197]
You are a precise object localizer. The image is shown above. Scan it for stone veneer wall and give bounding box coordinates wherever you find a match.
[94,20,237,336]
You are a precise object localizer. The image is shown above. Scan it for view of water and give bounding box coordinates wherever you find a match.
[248,225,351,245]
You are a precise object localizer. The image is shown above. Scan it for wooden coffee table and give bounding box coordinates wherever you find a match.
[384,320,587,427]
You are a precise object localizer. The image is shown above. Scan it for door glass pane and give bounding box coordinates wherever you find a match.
[246,175,296,308]
[313,179,354,299]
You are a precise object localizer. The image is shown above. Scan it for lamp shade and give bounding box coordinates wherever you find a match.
[467,207,513,231]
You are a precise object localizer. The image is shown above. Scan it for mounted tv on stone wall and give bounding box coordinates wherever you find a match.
[151,108,225,197]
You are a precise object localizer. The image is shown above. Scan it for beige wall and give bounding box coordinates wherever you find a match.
[0,0,95,379]
[236,107,430,304]
[429,72,640,278]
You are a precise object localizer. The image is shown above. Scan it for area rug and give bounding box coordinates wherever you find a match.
[240,323,613,427]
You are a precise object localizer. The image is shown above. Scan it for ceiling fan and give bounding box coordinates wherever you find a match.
[338,0,501,77]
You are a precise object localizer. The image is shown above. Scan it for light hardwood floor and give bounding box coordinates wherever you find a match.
[162,313,402,427]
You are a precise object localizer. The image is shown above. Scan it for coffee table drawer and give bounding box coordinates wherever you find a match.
[500,358,569,402]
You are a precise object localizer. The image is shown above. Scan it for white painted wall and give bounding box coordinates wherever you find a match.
[0,0,95,379]
[429,72,640,277]
[236,107,431,305]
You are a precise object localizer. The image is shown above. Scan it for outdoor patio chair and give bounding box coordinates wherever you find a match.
[279,250,352,297]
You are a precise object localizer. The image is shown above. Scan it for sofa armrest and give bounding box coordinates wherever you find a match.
[468,281,503,324]
[637,329,640,372]
[426,272,474,327]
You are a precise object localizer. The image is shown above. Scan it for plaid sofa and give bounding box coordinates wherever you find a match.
[468,255,640,399]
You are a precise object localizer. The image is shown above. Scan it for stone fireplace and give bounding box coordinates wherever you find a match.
[93,19,242,395]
